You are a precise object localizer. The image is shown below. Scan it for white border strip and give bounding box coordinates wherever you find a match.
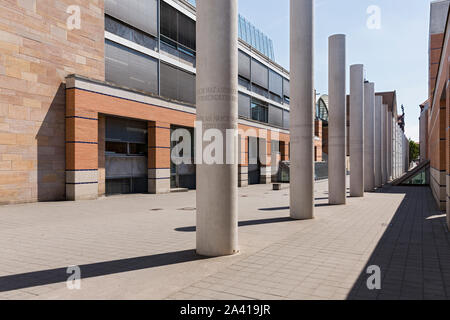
[67,77,290,134]
[105,31,196,74]
[162,0,196,21]
[238,86,289,111]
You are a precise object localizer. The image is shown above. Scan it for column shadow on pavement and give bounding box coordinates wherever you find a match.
[175,217,295,232]
[0,250,207,293]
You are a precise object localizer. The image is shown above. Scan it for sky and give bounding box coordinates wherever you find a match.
[238,0,431,142]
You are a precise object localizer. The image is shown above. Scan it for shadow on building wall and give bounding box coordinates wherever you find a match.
[36,83,66,202]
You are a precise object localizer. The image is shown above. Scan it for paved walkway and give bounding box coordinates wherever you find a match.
[0,180,448,300]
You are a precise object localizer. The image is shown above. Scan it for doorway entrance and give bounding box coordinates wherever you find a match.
[105,116,148,195]
[170,125,196,189]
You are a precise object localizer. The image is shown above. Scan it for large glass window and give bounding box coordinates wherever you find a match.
[160,2,196,52]
[283,78,290,100]
[238,93,251,118]
[251,98,269,123]
[316,98,329,122]
[283,110,290,129]
[238,76,251,91]
[105,0,158,37]
[251,59,269,89]
[268,105,283,127]
[105,40,158,94]
[238,50,251,80]
[269,70,283,97]
[252,84,269,98]
[160,62,196,104]
[105,15,157,51]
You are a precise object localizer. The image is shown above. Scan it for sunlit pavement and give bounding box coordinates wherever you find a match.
[0,180,448,300]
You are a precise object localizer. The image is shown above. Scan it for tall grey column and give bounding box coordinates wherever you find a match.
[349,64,364,197]
[328,34,347,205]
[290,0,314,220]
[393,123,398,179]
[196,0,239,257]
[380,100,385,185]
[384,105,389,184]
[375,96,382,188]
[364,82,375,192]
[388,111,393,181]
[381,104,388,184]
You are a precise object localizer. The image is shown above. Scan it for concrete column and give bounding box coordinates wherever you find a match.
[364,82,375,192]
[391,118,398,180]
[385,105,389,184]
[196,0,239,257]
[396,121,400,177]
[290,0,314,220]
[349,64,364,197]
[387,111,393,180]
[148,121,171,194]
[394,123,398,179]
[382,104,388,184]
[375,96,382,188]
[328,34,347,205]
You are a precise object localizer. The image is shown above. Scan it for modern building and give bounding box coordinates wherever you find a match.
[316,94,329,161]
[0,0,299,203]
[419,0,450,215]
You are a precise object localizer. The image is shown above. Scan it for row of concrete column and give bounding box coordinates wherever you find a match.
[327,37,409,202]
[195,0,317,256]
[195,0,408,257]
[392,122,409,180]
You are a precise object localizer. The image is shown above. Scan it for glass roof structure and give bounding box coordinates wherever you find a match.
[184,0,276,61]
[238,15,275,60]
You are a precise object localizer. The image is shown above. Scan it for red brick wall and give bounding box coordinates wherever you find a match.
[314,119,323,162]
[430,33,445,101]
[67,88,291,182]
[428,18,449,210]
[0,0,105,204]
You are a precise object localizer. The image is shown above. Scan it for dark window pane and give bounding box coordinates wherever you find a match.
[129,143,147,156]
[106,178,131,195]
[269,105,283,127]
[160,2,178,43]
[251,59,269,89]
[238,50,251,80]
[106,141,127,155]
[251,83,269,98]
[178,13,196,51]
[238,93,251,118]
[160,62,195,104]
[251,98,268,123]
[283,110,290,129]
[270,93,282,104]
[283,78,290,98]
[238,76,250,90]
[269,70,283,96]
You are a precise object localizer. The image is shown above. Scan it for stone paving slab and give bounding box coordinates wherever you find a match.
[0,181,448,300]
